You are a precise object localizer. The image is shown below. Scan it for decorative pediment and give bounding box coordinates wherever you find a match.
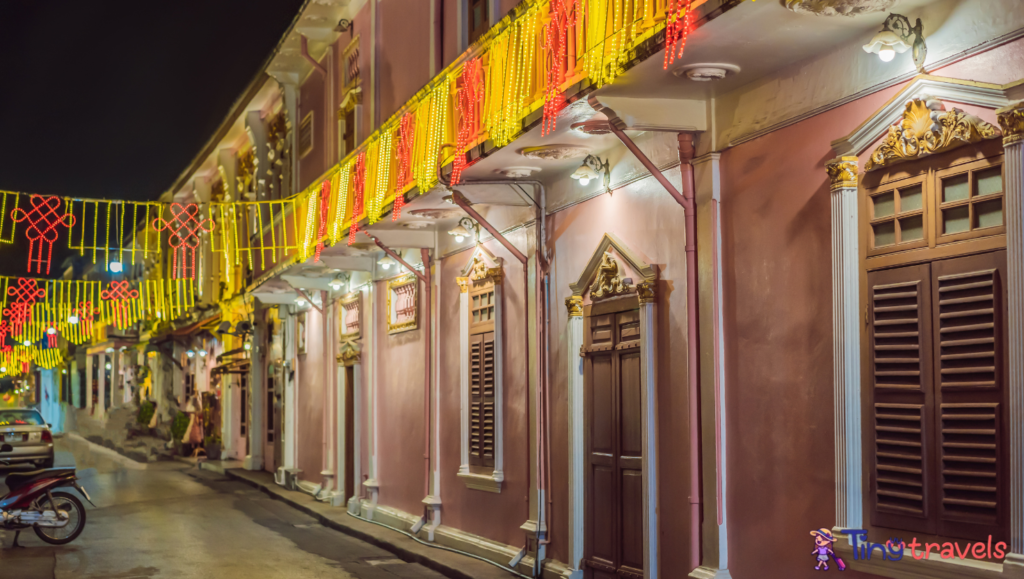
[865,96,1001,171]
[337,341,361,366]
[569,233,657,304]
[456,245,504,292]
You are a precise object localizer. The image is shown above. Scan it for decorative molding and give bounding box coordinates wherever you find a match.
[337,342,361,366]
[864,97,1000,171]
[569,233,657,297]
[997,101,1024,146]
[589,251,633,300]
[826,156,859,191]
[339,291,362,340]
[457,470,503,493]
[785,0,895,16]
[832,76,1011,158]
[457,277,471,293]
[386,273,418,334]
[636,281,655,304]
[565,295,583,317]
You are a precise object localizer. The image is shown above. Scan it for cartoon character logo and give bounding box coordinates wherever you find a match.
[811,528,846,571]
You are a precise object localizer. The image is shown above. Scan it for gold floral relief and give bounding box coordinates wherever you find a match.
[565,295,583,317]
[826,156,858,191]
[997,101,1024,146]
[590,251,633,300]
[866,97,1001,171]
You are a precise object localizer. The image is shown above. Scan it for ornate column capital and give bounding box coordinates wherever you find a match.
[997,101,1024,147]
[826,156,859,192]
[636,281,656,304]
[456,277,470,293]
[565,295,583,317]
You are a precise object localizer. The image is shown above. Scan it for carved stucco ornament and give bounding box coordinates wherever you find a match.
[636,282,655,304]
[866,97,1001,171]
[826,156,858,191]
[785,0,896,16]
[590,251,633,300]
[337,343,361,366]
[456,277,471,293]
[996,101,1024,146]
[565,295,583,317]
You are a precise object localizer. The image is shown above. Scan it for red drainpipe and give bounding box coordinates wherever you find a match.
[586,97,703,572]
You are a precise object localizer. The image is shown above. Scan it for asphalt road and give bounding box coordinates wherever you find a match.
[0,443,446,579]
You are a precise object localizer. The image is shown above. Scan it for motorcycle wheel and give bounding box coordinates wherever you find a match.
[32,491,86,545]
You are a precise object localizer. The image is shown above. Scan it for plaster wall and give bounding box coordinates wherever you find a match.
[296,305,327,484]
[298,63,328,190]
[716,41,1018,579]
[374,275,429,516]
[377,0,432,124]
[437,239,530,547]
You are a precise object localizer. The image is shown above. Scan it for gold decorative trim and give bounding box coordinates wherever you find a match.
[997,101,1024,146]
[866,97,1001,171]
[337,342,361,367]
[569,233,656,298]
[386,273,418,334]
[339,291,362,340]
[590,251,632,300]
[565,296,583,317]
[636,282,655,304]
[457,277,471,293]
[826,156,858,191]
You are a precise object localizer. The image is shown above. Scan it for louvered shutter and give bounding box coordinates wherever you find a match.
[931,250,1008,542]
[469,332,496,467]
[868,263,937,534]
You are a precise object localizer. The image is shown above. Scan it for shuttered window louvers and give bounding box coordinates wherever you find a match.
[932,252,1007,541]
[481,332,495,467]
[469,333,483,466]
[868,264,935,534]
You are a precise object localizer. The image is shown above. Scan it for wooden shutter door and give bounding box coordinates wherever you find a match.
[931,250,1008,542]
[867,263,936,534]
[584,305,643,579]
[469,331,496,468]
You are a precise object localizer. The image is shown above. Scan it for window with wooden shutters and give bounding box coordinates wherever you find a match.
[469,282,495,468]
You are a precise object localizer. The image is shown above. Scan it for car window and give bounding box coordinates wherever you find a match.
[0,410,45,426]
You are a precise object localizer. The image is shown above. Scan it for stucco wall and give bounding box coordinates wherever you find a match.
[297,305,326,483]
[298,65,327,189]
[377,0,432,124]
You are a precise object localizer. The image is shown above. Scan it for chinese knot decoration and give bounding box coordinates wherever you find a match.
[75,301,97,335]
[101,281,139,329]
[5,278,45,337]
[393,112,416,221]
[348,152,367,246]
[0,320,9,347]
[663,0,694,70]
[151,203,215,280]
[314,180,331,262]
[11,195,76,275]
[452,58,484,185]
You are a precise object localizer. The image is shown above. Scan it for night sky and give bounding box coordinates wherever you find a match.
[0,0,304,277]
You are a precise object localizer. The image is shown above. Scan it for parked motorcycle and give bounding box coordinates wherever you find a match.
[0,444,91,546]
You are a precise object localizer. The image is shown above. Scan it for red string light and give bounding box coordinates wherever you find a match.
[151,203,216,280]
[663,0,694,70]
[452,58,484,185]
[101,281,139,329]
[393,112,416,221]
[10,195,76,275]
[541,0,576,136]
[75,301,97,335]
[4,278,45,337]
[46,323,58,348]
[314,180,331,262]
[348,152,367,246]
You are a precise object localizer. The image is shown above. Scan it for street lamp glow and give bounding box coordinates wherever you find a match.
[199,349,208,357]
[22,340,30,346]
[68,314,79,324]
[108,261,123,273]
[243,342,252,351]
[186,350,195,358]
[105,362,111,370]
[47,327,57,335]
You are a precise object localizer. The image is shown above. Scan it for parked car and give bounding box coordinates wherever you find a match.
[0,408,54,469]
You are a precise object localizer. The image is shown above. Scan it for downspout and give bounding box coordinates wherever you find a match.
[587,97,702,573]
[300,35,328,76]
[363,232,433,515]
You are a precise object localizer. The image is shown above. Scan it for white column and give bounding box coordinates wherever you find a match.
[363,282,380,517]
[458,283,471,472]
[565,296,584,579]
[282,311,298,474]
[110,350,121,409]
[826,156,863,532]
[245,306,265,471]
[97,353,107,421]
[638,286,659,579]
[85,355,93,414]
[997,103,1024,575]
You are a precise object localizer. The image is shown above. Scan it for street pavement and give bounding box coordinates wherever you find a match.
[0,444,447,579]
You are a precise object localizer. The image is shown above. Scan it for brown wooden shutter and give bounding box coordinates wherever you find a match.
[469,331,496,467]
[931,250,1008,542]
[868,263,936,534]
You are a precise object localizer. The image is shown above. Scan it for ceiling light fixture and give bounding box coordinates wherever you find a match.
[377,255,396,271]
[330,275,345,291]
[863,13,926,68]
[447,217,480,244]
[571,154,611,192]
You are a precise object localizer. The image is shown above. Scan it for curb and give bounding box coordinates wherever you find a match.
[223,469,511,579]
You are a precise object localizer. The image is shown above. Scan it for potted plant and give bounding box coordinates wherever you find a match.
[204,435,222,460]
[170,411,190,455]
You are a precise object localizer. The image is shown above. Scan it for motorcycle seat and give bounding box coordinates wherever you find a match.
[5,468,75,490]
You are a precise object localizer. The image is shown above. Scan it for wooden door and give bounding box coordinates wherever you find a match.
[344,365,355,503]
[584,300,643,579]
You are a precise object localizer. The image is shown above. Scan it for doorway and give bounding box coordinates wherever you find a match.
[584,298,643,579]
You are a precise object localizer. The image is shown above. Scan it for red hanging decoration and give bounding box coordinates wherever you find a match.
[46,323,58,348]
[541,0,576,136]
[663,0,694,70]
[151,203,216,280]
[101,281,139,329]
[393,112,416,221]
[75,301,97,335]
[348,152,367,246]
[452,58,484,185]
[11,195,76,275]
[0,320,9,345]
[4,278,45,337]
[314,180,332,262]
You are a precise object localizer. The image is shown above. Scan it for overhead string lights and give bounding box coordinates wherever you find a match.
[151,203,216,280]
[314,179,332,262]
[541,0,577,136]
[393,112,416,220]
[348,152,367,246]
[664,0,694,69]
[452,58,484,184]
[101,280,139,330]
[11,195,76,275]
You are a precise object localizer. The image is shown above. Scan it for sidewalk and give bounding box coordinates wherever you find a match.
[225,469,518,579]
[173,455,244,474]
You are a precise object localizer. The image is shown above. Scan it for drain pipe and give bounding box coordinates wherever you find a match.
[300,35,328,76]
[586,96,702,572]
[363,232,433,517]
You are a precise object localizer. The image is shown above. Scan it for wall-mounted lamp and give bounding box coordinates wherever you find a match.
[244,342,252,351]
[295,296,308,307]
[571,154,611,192]
[108,261,123,273]
[448,217,480,244]
[105,362,112,370]
[863,13,926,69]
[377,255,396,271]
[330,275,345,291]
[199,349,208,357]
[186,350,195,358]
